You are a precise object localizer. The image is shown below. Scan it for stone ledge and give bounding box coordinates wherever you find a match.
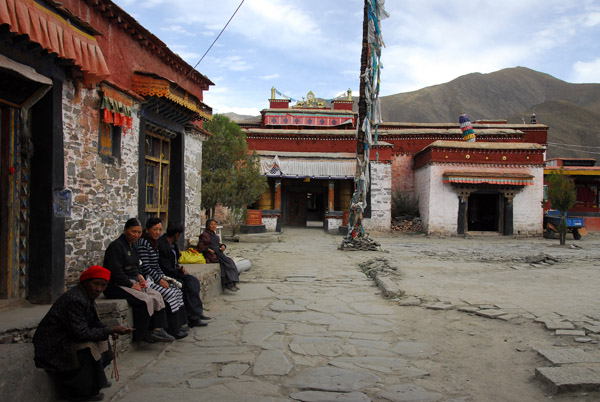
[535,366,600,394]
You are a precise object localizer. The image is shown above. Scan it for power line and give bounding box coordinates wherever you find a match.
[176,0,245,90]
[190,0,245,72]
[547,141,600,149]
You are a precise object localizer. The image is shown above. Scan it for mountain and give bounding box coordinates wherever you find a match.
[379,67,600,160]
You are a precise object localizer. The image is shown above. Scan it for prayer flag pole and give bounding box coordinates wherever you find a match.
[342,0,388,250]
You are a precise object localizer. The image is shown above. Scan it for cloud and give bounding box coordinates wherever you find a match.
[259,73,280,80]
[160,24,196,37]
[213,55,253,72]
[570,58,600,83]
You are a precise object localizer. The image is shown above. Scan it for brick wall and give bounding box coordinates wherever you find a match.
[391,154,415,197]
[62,82,140,286]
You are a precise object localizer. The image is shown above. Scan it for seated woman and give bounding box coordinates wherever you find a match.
[196,219,240,292]
[33,265,131,402]
[137,217,187,339]
[103,218,174,343]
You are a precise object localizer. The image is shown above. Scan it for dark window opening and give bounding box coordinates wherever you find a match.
[98,121,121,163]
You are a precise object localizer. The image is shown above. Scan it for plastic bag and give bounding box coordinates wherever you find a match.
[178,248,206,264]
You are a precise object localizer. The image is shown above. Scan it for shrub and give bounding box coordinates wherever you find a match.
[392,191,419,218]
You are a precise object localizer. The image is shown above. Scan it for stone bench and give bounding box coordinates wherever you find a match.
[95,262,222,348]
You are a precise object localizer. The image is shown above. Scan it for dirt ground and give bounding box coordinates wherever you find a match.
[223,228,600,401]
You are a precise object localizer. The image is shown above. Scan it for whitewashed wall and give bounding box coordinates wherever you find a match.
[364,162,392,231]
[416,163,544,236]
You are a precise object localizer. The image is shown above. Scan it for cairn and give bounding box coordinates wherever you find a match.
[339,234,382,251]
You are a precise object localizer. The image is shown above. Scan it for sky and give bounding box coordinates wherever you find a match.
[113,0,600,116]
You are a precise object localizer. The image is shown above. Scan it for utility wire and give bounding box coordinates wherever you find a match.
[190,0,245,72]
[175,0,245,90]
[547,141,600,149]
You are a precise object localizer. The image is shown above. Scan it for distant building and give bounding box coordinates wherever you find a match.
[241,91,548,237]
[544,158,600,231]
[0,0,212,302]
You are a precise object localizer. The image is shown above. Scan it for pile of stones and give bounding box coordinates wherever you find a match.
[339,235,382,251]
[392,215,423,233]
[358,257,397,279]
[0,327,35,344]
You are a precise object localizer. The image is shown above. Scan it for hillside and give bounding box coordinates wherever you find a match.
[379,67,600,160]
[225,67,600,160]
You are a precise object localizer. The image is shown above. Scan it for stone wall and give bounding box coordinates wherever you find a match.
[62,82,140,286]
[184,129,206,243]
[364,162,392,231]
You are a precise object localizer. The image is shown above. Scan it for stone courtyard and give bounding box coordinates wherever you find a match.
[95,228,600,402]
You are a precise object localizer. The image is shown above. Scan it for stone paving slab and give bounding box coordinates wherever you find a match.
[289,390,371,402]
[535,366,600,394]
[544,321,575,330]
[377,384,443,402]
[555,329,587,336]
[536,348,600,365]
[284,367,381,392]
[252,350,293,375]
[475,309,507,319]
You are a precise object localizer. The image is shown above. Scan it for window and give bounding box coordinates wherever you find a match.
[98,121,121,162]
[144,131,170,223]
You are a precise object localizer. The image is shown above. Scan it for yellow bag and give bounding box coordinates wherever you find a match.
[178,248,206,264]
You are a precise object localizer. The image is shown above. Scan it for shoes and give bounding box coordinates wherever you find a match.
[101,381,112,389]
[148,328,175,342]
[168,330,188,340]
[199,314,211,320]
[225,284,238,292]
[189,319,208,327]
[181,323,190,331]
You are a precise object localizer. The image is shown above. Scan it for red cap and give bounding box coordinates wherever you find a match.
[79,265,111,282]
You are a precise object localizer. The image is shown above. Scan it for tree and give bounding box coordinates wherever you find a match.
[202,115,267,225]
[546,168,576,245]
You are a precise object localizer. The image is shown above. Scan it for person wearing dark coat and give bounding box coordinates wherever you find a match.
[103,218,173,343]
[33,265,131,402]
[196,219,240,292]
[157,222,210,327]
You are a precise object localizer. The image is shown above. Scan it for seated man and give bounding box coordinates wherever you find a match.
[33,265,131,402]
[158,222,211,327]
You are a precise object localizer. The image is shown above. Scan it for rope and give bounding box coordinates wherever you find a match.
[111,335,119,382]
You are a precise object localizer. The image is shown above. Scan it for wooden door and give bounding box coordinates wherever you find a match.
[287,191,307,226]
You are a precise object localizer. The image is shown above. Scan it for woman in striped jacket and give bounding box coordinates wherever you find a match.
[137,217,188,339]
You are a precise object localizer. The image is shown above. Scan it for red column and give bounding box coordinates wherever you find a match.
[328,180,335,211]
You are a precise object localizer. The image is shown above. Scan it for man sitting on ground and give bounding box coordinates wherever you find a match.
[33,265,131,402]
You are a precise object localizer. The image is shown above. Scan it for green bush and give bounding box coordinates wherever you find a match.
[392,191,419,218]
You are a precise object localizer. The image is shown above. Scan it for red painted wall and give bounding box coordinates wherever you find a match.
[62,0,208,100]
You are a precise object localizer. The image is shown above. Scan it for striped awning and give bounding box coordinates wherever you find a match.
[260,155,356,179]
[443,172,534,186]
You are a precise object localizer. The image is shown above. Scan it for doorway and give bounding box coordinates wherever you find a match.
[467,192,501,232]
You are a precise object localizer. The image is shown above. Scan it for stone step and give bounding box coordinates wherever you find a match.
[535,366,600,394]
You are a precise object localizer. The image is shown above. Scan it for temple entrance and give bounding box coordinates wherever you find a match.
[467,192,501,232]
[287,191,307,226]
